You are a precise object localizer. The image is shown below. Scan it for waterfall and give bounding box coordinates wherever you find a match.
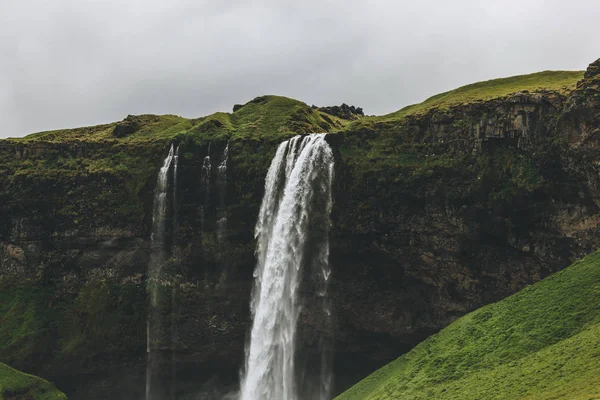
[170,145,179,400]
[217,141,229,244]
[201,144,212,232]
[240,134,335,400]
[147,144,176,400]
[173,145,179,249]
[149,144,174,307]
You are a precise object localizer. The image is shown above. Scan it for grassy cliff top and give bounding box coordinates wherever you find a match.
[8,95,344,144]
[0,363,67,400]
[336,250,600,400]
[377,70,584,121]
[6,70,584,143]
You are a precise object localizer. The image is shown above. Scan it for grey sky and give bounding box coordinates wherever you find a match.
[1,0,600,138]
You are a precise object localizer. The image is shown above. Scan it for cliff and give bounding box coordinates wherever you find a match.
[0,63,599,398]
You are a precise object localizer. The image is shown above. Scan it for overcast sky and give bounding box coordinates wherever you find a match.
[1,0,600,138]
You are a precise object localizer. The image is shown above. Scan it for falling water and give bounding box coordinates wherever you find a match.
[200,144,212,232]
[216,141,229,244]
[170,145,179,400]
[172,145,179,249]
[149,144,175,307]
[240,134,335,400]
[147,144,176,400]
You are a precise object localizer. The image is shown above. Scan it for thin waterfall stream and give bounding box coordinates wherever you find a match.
[217,141,229,245]
[147,144,177,400]
[240,134,335,400]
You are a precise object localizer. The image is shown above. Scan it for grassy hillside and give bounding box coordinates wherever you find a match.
[375,70,583,122]
[9,95,344,144]
[337,250,600,400]
[0,363,66,400]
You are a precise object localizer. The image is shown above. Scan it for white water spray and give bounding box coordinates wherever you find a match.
[240,134,334,400]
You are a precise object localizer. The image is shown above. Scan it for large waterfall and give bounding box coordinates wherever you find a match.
[240,134,335,400]
[147,144,177,400]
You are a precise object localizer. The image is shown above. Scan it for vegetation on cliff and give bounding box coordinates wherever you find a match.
[0,363,66,400]
[337,250,600,400]
[7,95,342,144]
[0,69,583,230]
[358,70,583,124]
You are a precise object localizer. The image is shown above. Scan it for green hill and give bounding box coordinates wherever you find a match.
[337,250,600,400]
[0,363,66,400]
[10,95,344,143]
[340,70,584,134]
[378,70,583,121]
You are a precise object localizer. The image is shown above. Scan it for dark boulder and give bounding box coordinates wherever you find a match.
[583,58,600,80]
[318,103,365,120]
[112,115,141,138]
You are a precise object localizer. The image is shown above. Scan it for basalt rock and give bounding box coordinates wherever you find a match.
[319,103,365,120]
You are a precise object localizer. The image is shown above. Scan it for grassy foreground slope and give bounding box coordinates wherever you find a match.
[337,251,600,400]
[0,363,66,400]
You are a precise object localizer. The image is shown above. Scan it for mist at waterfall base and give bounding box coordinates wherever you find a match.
[240,134,335,400]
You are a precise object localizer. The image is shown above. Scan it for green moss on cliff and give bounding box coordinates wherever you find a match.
[337,250,600,400]
[0,141,165,233]
[0,363,66,400]
[0,281,146,366]
[0,287,57,363]
[59,281,146,358]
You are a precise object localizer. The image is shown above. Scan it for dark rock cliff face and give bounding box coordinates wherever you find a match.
[1,60,600,399]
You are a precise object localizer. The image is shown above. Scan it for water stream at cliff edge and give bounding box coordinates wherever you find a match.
[240,134,335,400]
[147,144,176,400]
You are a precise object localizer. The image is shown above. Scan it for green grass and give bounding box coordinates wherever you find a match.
[7,95,339,144]
[337,250,600,400]
[381,70,583,121]
[340,70,584,133]
[12,115,191,143]
[0,363,66,400]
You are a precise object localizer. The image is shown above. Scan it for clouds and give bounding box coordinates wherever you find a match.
[1,0,600,137]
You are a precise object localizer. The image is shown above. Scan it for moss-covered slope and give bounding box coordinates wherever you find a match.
[358,70,583,124]
[0,363,66,400]
[336,250,600,400]
[8,95,343,143]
